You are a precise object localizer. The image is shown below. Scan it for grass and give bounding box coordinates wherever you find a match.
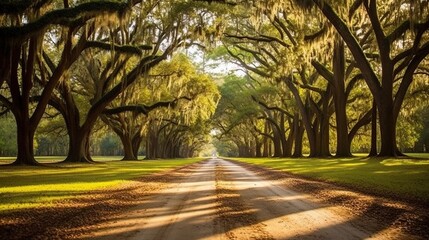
[0,157,204,213]
[230,153,429,204]
[0,156,131,165]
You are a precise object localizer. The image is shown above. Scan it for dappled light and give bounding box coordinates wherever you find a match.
[0,159,202,212]
[1,0,429,239]
[233,157,429,205]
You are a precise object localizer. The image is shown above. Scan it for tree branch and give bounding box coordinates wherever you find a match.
[0,0,51,14]
[311,60,334,86]
[0,1,129,38]
[103,96,191,115]
[85,41,152,55]
[251,95,293,118]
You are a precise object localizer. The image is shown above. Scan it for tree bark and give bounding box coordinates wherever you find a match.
[280,113,292,157]
[63,128,95,163]
[377,86,396,156]
[132,133,143,159]
[320,87,332,157]
[333,39,351,157]
[272,128,282,157]
[262,121,270,157]
[15,115,38,165]
[11,38,39,166]
[369,101,378,156]
[120,133,137,160]
[292,118,304,157]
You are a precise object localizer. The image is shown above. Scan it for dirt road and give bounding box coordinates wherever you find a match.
[81,158,391,240]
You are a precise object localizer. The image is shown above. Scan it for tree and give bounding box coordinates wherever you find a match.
[144,62,220,159]
[0,0,133,165]
[41,1,218,163]
[213,0,428,157]
[220,8,336,157]
[212,75,270,157]
[302,0,429,156]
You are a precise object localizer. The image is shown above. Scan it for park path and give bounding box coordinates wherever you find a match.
[81,158,386,240]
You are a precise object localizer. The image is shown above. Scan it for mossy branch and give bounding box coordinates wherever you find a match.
[103,96,192,115]
[251,95,293,118]
[311,60,334,86]
[0,1,129,38]
[192,0,237,6]
[0,0,51,14]
[85,41,152,55]
[304,24,328,42]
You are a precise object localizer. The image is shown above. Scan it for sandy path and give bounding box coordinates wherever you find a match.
[82,159,220,240]
[80,158,390,240]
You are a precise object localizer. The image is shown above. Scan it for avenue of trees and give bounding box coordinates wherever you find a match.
[0,0,221,165]
[0,0,428,164]
[212,0,429,158]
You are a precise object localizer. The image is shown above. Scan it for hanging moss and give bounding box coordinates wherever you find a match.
[85,41,152,55]
[0,0,52,14]
[0,1,129,39]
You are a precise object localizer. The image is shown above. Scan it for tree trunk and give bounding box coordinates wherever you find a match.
[320,88,332,157]
[293,119,304,157]
[272,130,282,157]
[262,121,269,157]
[145,126,158,159]
[64,128,94,163]
[63,103,96,163]
[255,138,262,157]
[378,91,396,157]
[283,126,294,158]
[120,134,137,160]
[313,118,322,157]
[333,39,351,157]
[11,40,39,166]
[14,116,38,165]
[132,134,143,159]
[320,113,331,157]
[378,108,396,156]
[369,101,378,156]
[279,113,292,157]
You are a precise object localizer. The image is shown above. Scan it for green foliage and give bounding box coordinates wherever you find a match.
[98,133,122,156]
[1,0,428,162]
[0,115,17,156]
[213,138,238,157]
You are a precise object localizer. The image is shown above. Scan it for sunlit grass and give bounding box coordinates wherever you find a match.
[0,157,203,212]
[230,154,429,204]
[0,155,134,165]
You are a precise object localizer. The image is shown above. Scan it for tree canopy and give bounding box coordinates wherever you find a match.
[0,0,428,163]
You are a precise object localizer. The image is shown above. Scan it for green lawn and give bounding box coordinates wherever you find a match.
[0,156,131,165]
[0,157,203,212]
[230,154,429,204]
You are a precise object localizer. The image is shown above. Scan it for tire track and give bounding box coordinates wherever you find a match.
[214,160,274,240]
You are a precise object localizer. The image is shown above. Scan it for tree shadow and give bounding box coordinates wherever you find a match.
[1,158,428,240]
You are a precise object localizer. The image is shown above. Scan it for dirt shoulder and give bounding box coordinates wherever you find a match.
[0,161,205,240]
[229,159,429,239]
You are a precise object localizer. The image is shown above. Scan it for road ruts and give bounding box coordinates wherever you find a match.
[82,158,386,240]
